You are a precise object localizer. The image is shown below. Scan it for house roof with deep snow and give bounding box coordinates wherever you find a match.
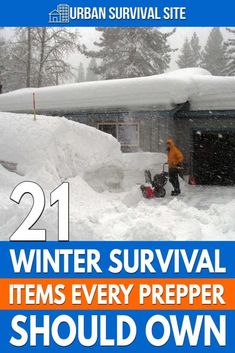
[0,68,235,113]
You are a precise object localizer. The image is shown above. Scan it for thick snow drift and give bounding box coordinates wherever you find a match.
[0,113,122,185]
[1,68,235,112]
[0,112,234,241]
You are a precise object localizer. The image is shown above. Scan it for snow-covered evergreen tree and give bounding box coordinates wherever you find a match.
[84,28,176,79]
[190,32,201,66]
[224,28,235,76]
[176,38,195,68]
[77,62,85,82]
[201,28,227,75]
[86,58,98,81]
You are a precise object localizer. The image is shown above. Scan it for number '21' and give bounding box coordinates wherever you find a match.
[10,182,69,241]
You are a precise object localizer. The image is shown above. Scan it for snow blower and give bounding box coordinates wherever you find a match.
[140,163,168,199]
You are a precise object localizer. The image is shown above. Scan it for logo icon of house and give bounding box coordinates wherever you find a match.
[49,4,70,23]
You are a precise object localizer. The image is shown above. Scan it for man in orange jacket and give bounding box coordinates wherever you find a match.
[166,138,184,196]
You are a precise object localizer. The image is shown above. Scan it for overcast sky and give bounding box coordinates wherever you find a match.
[2,27,231,78]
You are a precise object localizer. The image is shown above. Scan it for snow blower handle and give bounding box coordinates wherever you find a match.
[163,163,168,173]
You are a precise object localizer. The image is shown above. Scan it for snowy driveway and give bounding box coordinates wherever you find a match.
[67,180,235,241]
[1,166,234,241]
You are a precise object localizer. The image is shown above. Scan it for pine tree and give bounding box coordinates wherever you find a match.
[224,28,235,75]
[190,32,201,66]
[176,38,195,68]
[84,28,176,79]
[201,28,227,75]
[86,58,98,82]
[77,62,85,82]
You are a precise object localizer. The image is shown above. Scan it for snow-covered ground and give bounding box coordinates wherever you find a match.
[0,112,234,241]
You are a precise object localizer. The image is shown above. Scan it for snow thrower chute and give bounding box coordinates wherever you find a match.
[140,163,168,199]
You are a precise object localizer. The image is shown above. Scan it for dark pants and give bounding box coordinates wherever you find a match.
[169,168,180,192]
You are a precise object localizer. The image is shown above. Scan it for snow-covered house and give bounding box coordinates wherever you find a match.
[0,68,234,185]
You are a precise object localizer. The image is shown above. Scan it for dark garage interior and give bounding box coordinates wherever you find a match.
[193,130,235,185]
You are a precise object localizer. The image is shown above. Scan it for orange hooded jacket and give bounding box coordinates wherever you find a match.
[167,138,184,168]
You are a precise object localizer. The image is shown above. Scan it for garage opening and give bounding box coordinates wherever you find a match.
[193,130,235,185]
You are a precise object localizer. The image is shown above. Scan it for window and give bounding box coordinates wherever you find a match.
[98,123,117,138]
[98,122,139,147]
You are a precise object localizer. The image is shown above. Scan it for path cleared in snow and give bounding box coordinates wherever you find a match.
[0,113,234,241]
[66,178,235,241]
